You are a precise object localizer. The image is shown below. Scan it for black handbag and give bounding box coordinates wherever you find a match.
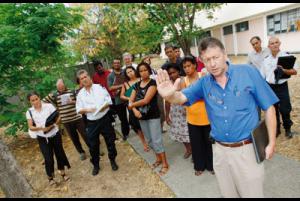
[44,110,59,133]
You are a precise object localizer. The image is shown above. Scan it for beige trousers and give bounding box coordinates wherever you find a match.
[213,143,264,198]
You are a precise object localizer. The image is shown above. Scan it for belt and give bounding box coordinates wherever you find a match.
[216,139,252,148]
[87,119,98,123]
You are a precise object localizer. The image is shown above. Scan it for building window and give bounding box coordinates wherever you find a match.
[235,21,249,32]
[267,7,300,35]
[223,25,233,35]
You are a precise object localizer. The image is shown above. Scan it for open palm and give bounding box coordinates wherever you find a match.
[156,69,179,98]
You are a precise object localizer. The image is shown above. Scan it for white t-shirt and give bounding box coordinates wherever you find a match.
[261,51,298,84]
[26,103,59,138]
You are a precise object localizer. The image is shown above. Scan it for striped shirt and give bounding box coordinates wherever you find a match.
[43,89,82,124]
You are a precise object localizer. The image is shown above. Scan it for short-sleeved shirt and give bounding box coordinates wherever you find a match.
[261,51,298,84]
[26,103,59,138]
[161,58,185,76]
[92,70,112,96]
[182,62,279,143]
[43,89,81,124]
[107,70,126,105]
[247,47,270,77]
[133,79,160,120]
[76,84,112,121]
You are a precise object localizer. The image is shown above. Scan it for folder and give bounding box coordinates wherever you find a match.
[251,120,269,164]
[275,55,296,80]
[277,55,296,70]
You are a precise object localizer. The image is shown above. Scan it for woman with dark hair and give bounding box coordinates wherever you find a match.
[164,63,192,159]
[142,55,166,133]
[128,62,169,176]
[26,92,71,186]
[120,66,149,152]
[181,55,214,176]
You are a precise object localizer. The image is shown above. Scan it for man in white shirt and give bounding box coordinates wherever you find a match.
[261,36,298,138]
[247,36,270,120]
[247,36,270,77]
[121,52,137,70]
[76,69,118,175]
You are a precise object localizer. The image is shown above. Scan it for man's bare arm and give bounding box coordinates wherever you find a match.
[264,105,276,160]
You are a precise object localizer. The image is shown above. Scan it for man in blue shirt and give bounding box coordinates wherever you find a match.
[156,37,278,198]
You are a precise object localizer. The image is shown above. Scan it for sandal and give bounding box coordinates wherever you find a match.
[195,170,203,176]
[151,161,162,169]
[48,178,57,186]
[143,145,150,152]
[183,152,192,159]
[159,166,169,176]
[60,173,70,182]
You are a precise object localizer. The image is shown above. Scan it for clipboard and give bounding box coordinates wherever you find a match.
[251,120,269,164]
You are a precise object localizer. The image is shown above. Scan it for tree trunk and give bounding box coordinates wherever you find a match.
[180,39,192,56]
[0,140,33,198]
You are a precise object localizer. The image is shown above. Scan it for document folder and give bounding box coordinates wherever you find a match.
[251,120,269,164]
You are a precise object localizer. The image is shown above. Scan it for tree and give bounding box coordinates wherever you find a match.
[0,3,83,136]
[0,140,33,197]
[143,3,223,55]
[70,3,165,64]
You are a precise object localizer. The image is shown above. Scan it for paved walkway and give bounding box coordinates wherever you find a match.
[114,122,300,198]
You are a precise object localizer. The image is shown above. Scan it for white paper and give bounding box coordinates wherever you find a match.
[60,94,71,105]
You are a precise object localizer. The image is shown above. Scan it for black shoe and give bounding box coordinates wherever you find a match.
[110,160,119,171]
[285,129,293,139]
[92,167,100,176]
[122,136,128,141]
[276,128,281,137]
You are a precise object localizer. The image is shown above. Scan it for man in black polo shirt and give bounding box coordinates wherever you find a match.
[161,45,185,76]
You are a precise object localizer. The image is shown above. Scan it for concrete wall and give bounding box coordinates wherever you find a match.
[272,32,300,53]
[224,34,234,54]
[236,17,265,54]
[212,27,222,40]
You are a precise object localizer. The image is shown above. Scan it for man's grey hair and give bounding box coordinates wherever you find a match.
[56,78,64,87]
[76,69,89,79]
[122,52,132,59]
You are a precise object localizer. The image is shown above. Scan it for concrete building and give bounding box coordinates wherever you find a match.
[160,3,300,58]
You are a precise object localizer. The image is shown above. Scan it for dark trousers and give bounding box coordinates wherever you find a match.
[37,132,71,178]
[111,102,130,138]
[269,82,293,131]
[188,124,213,172]
[86,112,117,169]
[63,119,88,154]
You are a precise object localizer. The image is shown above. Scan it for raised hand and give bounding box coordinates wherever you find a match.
[156,69,178,99]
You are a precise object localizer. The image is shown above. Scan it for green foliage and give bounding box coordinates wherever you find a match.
[143,3,223,55]
[71,3,165,64]
[0,3,83,136]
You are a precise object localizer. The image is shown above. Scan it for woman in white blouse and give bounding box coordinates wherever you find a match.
[26,92,71,186]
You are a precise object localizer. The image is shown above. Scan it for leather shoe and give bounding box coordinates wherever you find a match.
[110,160,119,171]
[276,128,281,137]
[92,167,100,176]
[285,129,293,139]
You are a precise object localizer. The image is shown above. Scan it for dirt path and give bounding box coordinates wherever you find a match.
[0,129,175,198]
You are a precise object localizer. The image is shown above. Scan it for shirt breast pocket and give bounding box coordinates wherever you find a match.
[233,89,251,111]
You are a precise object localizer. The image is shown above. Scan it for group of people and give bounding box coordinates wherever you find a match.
[26,35,297,198]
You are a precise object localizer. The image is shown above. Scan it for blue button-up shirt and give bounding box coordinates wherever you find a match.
[182,63,279,143]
